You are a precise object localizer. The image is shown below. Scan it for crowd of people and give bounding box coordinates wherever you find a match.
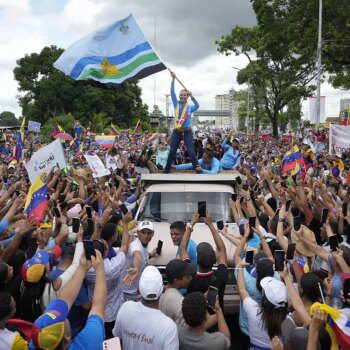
[0,72,350,350]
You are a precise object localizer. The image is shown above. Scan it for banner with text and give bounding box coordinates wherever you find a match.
[84,154,110,178]
[28,120,41,133]
[329,125,350,154]
[25,139,66,183]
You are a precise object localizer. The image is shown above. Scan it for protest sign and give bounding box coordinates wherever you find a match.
[84,154,110,178]
[28,120,41,133]
[329,125,350,154]
[25,139,66,183]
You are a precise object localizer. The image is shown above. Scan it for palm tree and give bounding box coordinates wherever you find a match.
[90,112,112,134]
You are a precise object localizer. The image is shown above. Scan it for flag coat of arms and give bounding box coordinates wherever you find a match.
[54,14,166,85]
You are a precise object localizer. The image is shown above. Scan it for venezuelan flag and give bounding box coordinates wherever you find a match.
[332,159,345,177]
[95,135,115,148]
[311,302,350,350]
[282,145,305,176]
[146,132,159,145]
[341,109,350,126]
[51,124,64,138]
[14,118,25,161]
[110,123,119,136]
[24,173,48,222]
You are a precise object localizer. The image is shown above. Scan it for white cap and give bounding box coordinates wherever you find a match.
[139,266,163,300]
[66,226,77,243]
[260,277,287,308]
[197,132,205,138]
[336,152,342,158]
[302,139,310,146]
[137,220,154,231]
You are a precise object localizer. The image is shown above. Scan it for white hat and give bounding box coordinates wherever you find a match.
[197,132,205,138]
[336,152,342,158]
[139,266,163,300]
[302,139,310,146]
[137,220,154,231]
[66,226,77,243]
[260,276,287,308]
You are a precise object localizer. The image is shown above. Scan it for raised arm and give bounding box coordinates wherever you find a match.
[179,213,199,261]
[205,213,227,265]
[88,251,107,320]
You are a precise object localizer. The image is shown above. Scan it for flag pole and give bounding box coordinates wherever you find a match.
[167,68,188,91]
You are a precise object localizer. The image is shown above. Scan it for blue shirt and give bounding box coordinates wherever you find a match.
[175,157,220,174]
[0,146,9,156]
[0,219,9,235]
[171,82,199,128]
[220,139,240,170]
[69,315,105,350]
[176,239,197,263]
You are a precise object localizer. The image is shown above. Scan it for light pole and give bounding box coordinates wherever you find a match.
[315,0,323,131]
[247,78,250,134]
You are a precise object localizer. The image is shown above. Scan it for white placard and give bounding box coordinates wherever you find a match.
[28,120,41,132]
[329,125,350,154]
[84,154,110,178]
[25,139,66,182]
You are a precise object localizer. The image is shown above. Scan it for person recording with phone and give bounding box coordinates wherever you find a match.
[180,211,228,311]
[164,70,199,174]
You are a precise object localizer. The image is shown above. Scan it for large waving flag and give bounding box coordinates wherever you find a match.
[54,14,166,85]
[282,145,305,176]
[146,132,159,145]
[14,118,25,161]
[24,173,48,223]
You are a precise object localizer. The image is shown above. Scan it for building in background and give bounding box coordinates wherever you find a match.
[215,89,242,130]
[340,98,350,113]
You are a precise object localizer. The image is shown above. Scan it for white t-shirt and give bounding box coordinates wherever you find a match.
[123,238,149,294]
[0,329,27,350]
[113,301,179,350]
[159,287,186,327]
[243,297,270,348]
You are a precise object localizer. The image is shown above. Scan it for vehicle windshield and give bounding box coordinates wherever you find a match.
[137,191,233,222]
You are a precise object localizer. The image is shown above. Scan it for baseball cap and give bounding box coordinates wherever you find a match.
[166,259,196,283]
[260,276,287,308]
[197,133,205,138]
[31,299,69,349]
[139,266,163,300]
[137,220,154,231]
[197,242,216,268]
[22,247,61,283]
[233,138,240,143]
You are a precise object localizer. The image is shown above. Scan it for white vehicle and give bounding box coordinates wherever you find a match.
[135,173,243,314]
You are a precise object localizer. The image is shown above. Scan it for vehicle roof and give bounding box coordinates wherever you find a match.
[145,183,234,192]
[141,173,244,186]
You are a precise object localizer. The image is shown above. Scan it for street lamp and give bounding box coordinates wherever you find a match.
[315,0,323,131]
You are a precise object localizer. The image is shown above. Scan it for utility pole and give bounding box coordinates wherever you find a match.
[315,0,323,131]
[247,79,250,134]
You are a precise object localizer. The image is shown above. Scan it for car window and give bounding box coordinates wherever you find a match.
[138,191,233,222]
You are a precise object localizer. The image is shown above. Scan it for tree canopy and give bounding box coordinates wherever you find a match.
[13,46,150,129]
[0,111,19,127]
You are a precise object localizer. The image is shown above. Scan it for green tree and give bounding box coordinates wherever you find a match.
[13,46,150,127]
[0,111,19,127]
[217,1,317,138]
[90,112,112,134]
[39,114,76,142]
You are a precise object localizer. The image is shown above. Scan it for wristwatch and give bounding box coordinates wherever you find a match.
[97,223,102,229]
[187,224,193,231]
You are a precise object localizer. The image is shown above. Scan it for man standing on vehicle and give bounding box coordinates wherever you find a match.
[164,71,199,173]
[170,221,197,263]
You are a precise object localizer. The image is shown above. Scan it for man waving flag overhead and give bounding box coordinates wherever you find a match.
[54,14,166,85]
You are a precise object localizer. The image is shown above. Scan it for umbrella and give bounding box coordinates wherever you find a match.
[54,133,73,141]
